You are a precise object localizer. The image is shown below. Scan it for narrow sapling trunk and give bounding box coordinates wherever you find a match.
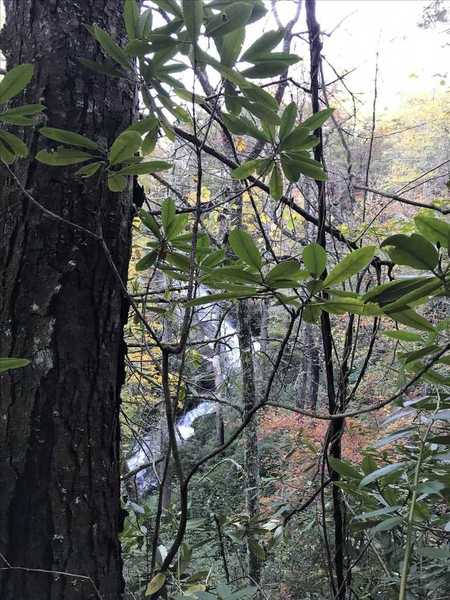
[237,299,261,585]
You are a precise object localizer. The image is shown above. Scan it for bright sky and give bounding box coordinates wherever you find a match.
[0,0,447,116]
[274,0,449,114]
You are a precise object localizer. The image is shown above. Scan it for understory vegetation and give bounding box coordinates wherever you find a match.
[0,1,449,599]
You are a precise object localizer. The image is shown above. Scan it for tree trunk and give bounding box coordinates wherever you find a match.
[306,1,347,596]
[237,300,261,585]
[0,2,135,599]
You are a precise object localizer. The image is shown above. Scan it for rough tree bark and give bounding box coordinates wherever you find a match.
[237,299,261,586]
[0,2,135,599]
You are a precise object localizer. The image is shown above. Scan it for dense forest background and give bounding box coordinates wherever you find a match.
[0,1,449,600]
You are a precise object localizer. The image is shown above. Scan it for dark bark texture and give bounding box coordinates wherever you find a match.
[0,1,135,599]
[237,300,261,585]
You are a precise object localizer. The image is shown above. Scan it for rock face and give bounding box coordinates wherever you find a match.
[0,2,136,598]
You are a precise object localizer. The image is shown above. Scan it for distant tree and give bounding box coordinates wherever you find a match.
[419,0,449,29]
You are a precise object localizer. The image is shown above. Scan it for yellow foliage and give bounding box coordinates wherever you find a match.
[187,186,211,204]
[235,137,247,152]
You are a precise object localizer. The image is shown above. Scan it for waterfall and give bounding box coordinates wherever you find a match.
[176,401,216,440]
[126,291,265,494]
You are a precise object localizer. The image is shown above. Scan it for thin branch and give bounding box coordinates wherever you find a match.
[354,185,450,214]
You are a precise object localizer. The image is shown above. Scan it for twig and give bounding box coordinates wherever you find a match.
[354,185,450,214]
[0,552,103,600]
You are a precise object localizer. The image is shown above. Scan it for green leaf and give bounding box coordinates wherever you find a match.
[231,159,268,180]
[224,86,241,114]
[265,260,305,286]
[75,161,103,177]
[107,173,128,192]
[126,40,152,56]
[142,130,158,155]
[321,298,382,316]
[248,52,299,66]
[215,27,245,67]
[301,107,334,131]
[229,229,262,270]
[108,131,142,165]
[242,86,279,111]
[36,148,93,166]
[359,462,407,487]
[284,137,319,152]
[279,102,297,141]
[381,233,439,270]
[166,213,188,241]
[165,251,191,271]
[201,249,225,269]
[0,139,16,164]
[158,93,190,123]
[240,98,280,126]
[0,115,31,126]
[241,61,294,79]
[139,210,161,239]
[0,131,28,159]
[370,516,402,532]
[328,457,362,480]
[282,153,327,181]
[280,154,301,183]
[117,160,172,176]
[420,367,450,387]
[269,164,283,200]
[161,198,176,234]
[39,127,99,150]
[372,427,415,448]
[240,30,284,62]
[303,243,327,277]
[0,64,34,103]
[127,116,159,136]
[187,290,256,306]
[221,113,269,141]
[382,330,423,343]
[323,246,375,288]
[137,9,154,39]
[124,0,140,39]
[0,357,30,373]
[205,2,253,38]
[400,344,441,364]
[303,303,322,324]
[182,0,203,42]
[136,250,159,271]
[387,308,435,332]
[363,277,435,306]
[87,24,130,70]
[202,266,261,286]
[0,103,45,126]
[175,88,206,104]
[145,572,166,596]
[414,214,450,249]
[151,0,182,18]
[280,125,310,151]
[382,278,442,312]
[296,159,327,181]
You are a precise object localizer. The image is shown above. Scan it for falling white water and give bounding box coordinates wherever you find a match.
[127,290,260,493]
[176,401,216,441]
